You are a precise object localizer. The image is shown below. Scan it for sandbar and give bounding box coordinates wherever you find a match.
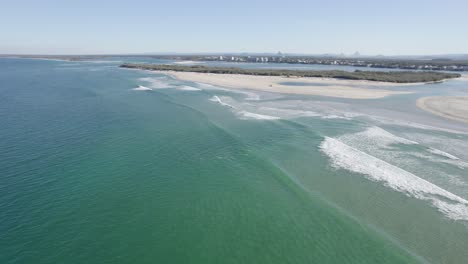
[417,96,468,124]
[162,71,413,99]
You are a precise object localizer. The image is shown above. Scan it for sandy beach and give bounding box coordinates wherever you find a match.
[162,71,413,99]
[417,96,468,124]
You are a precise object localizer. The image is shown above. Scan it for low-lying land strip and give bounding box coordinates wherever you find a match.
[148,55,468,72]
[164,71,414,99]
[121,63,433,99]
[121,63,460,83]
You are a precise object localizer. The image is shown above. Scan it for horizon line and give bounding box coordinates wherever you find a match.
[2,52,468,58]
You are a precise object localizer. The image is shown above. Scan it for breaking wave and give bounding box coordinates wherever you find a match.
[209,96,236,109]
[428,148,459,160]
[177,86,202,91]
[239,111,280,120]
[209,96,279,120]
[340,126,418,148]
[139,77,172,89]
[132,85,152,91]
[320,137,468,221]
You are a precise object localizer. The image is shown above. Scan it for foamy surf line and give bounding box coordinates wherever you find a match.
[320,137,468,221]
[132,85,152,91]
[209,96,280,120]
[208,95,367,121]
[368,115,468,135]
[195,82,261,100]
[209,96,236,109]
[428,148,459,160]
[239,111,280,120]
[139,77,173,89]
[177,86,201,91]
[340,126,419,148]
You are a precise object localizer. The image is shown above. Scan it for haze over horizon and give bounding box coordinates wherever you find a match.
[2,0,468,56]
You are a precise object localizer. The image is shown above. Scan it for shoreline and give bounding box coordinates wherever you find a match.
[121,63,461,83]
[417,96,468,124]
[160,71,413,99]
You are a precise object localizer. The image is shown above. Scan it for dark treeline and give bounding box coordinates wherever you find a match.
[150,55,468,71]
[120,63,461,83]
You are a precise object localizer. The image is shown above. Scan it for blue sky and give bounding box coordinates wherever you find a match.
[1,0,468,55]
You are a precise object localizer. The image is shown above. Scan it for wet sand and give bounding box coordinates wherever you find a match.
[417,96,468,124]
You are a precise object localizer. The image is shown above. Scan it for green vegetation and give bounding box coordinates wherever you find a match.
[148,55,468,71]
[120,63,461,83]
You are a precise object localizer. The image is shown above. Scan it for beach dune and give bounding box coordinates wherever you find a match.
[163,71,413,99]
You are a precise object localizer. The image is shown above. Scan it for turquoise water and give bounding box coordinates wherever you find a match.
[1,58,468,263]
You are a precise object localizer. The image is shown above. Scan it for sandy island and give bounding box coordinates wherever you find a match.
[162,71,413,99]
[417,96,468,124]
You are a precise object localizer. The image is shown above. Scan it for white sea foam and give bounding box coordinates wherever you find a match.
[320,112,363,120]
[139,77,172,89]
[320,137,468,221]
[401,132,468,161]
[336,126,468,198]
[132,85,152,91]
[251,102,361,120]
[340,126,418,150]
[257,107,321,118]
[194,82,262,100]
[242,91,261,101]
[410,151,468,170]
[239,111,280,120]
[321,114,353,120]
[257,100,364,121]
[209,96,280,120]
[209,96,236,109]
[368,115,468,135]
[177,86,202,91]
[196,82,216,89]
[428,148,459,160]
[207,94,364,121]
[360,126,418,145]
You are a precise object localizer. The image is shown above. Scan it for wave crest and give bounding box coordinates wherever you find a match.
[320,136,468,221]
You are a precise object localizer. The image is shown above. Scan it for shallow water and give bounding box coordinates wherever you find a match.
[1,57,468,263]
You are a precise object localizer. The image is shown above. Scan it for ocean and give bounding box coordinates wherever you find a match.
[1,57,468,263]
